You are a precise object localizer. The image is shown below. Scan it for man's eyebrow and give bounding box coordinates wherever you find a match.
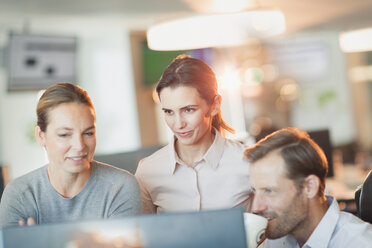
[84,126,96,131]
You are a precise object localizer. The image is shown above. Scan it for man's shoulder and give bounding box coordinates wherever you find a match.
[263,236,293,248]
[337,210,372,230]
[331,211,372,246]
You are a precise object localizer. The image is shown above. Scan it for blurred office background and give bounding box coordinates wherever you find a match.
[1,0,372,189]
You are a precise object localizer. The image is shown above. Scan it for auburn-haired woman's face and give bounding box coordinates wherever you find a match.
[159,86,218,147]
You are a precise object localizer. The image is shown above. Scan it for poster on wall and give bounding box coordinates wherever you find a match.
[7,33,76,91]
[141,41,214,87]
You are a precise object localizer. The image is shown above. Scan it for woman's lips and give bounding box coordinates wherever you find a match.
[177,131,193,138]
[67,155,87,162]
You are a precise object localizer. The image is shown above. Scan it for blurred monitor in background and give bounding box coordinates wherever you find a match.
[307,129,334,178]
[254,128,334,178]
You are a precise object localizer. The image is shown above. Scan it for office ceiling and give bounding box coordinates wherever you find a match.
[0,0,372,33]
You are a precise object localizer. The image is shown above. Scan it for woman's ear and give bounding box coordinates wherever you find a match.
[210,95,221,116]
[35,125,46,147]
[303,174,320,199]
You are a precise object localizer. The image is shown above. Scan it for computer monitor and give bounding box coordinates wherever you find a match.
[0,208,247,248]
[307,129,334,177]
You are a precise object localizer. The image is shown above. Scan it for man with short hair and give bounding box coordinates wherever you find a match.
[244,127,372,247]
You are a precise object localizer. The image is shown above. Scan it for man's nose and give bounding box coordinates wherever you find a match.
[251,193,268,214]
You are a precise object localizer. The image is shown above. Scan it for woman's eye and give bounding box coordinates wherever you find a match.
[58,134,69,138]
[163,110,173,115]
[185,108,195,113]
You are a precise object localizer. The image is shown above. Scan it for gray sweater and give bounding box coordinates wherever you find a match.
[0,161,141,228]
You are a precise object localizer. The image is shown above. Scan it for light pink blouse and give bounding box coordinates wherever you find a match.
[135,131,252,214]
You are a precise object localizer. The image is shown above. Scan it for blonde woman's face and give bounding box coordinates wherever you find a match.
[36,102,96,174]
[159,86,218,147]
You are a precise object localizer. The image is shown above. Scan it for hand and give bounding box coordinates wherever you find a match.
[18,217,36,226]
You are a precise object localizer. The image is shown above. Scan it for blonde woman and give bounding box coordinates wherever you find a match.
[0,83,141,228]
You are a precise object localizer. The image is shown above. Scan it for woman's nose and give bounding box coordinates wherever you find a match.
[73,135,85,150]
[175,114,186,129]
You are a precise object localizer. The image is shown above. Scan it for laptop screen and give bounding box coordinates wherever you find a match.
[0,208,247,248]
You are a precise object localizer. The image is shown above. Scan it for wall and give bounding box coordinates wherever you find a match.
[268,31,355,146]
[0,16,141,179]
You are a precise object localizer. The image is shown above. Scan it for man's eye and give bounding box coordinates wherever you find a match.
[264,189,273,194]
[58,134,69,137]
[84,132,95,136]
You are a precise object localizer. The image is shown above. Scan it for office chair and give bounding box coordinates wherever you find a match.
[355,170,372,224]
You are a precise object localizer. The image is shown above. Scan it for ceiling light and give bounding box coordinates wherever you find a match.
[339,27,372,53]
[147,10,285,51]
[184,0,253,13]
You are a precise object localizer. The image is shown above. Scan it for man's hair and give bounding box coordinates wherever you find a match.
[244,127,328,195]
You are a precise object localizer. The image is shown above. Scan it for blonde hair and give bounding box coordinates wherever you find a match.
[37,82,94,131]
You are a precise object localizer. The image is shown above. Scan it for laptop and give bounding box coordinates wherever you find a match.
[0,208,247,248]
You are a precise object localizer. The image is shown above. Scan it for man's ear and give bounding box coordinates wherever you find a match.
[210,95,221,117]
[303,174,320,199]
[35,125,46,147]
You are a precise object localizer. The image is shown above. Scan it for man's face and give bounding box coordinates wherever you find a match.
[249,151,309,239]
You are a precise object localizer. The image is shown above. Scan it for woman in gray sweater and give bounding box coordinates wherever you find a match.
[0,82,141,228]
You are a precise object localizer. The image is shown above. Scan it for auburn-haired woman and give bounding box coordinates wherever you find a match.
[135,55,252,213]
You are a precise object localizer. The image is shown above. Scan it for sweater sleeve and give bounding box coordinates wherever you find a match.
[0,182,29,228]
[107,173,142,217]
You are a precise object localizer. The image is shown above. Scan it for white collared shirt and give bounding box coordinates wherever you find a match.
[264,196,372,248]
[135,131,252,213]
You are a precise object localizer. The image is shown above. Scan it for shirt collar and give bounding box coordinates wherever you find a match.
[167,128,225,174]
[168,136,178,174]
[265,196,339,248]
[301,196,339,248]
[203,129,225,170]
